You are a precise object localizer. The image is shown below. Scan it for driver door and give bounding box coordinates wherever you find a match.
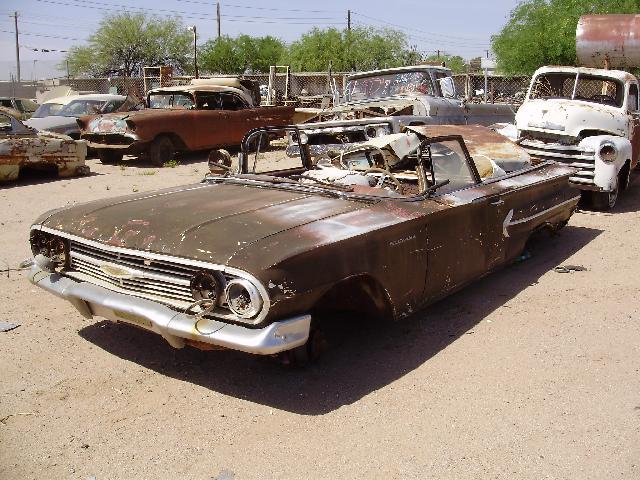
[421,137,509,300]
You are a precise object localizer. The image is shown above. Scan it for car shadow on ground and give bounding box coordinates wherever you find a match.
[0,167,102,189]
[116,149,217,168]
[79,225,601,416]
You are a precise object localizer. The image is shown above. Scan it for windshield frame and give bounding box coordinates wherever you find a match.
[147,91,195,110]
[228,127,481,201]
[344,70,436,103]
[56,99,107,117]
[528,71,625,107]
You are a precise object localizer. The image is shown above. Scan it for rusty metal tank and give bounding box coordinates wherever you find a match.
[576,14,640,68]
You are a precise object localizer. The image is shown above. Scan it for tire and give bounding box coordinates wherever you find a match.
[590,179,619,211]
[620,161,631,191]
[148,136,175,167]
[289,326,328,367]
[97,149,124,164]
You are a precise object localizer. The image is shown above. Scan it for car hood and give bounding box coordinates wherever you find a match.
[38,182,370,265]
[24,115,78,132]
[516,98,627,138]
[82,109,183,133]
[332,96,420,116]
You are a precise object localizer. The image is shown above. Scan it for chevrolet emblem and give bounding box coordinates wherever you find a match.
[100,264,138,279]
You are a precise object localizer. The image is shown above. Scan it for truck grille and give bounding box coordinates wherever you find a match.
[520,139,596,186]
[68,240,198,304]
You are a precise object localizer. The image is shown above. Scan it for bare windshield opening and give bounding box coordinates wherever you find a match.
[345,71,434,102]
[529,73,623,107]
[149,93,194,109]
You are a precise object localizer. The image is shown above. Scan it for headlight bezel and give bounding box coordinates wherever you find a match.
[29,230,69,268]
[599,142,617,163]
[225,278,264,320]
[190,270,225,305]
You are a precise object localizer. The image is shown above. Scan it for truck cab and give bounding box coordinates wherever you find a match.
[516,65,639,209]
[299,65,515,159]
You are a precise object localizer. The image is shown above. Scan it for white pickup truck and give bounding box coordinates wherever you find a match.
[515,67,640,210]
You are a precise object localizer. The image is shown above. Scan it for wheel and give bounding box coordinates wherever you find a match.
[97,149,123,164]
[289,326,328,367]
[619,161,631,190]
[590,179,619,211]
[148,136,175,166]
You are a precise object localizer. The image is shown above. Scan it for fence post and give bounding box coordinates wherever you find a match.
[267,65,275,106]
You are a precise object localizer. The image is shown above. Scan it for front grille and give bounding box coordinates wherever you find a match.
[520,139,596,186]
[68,240,200,304]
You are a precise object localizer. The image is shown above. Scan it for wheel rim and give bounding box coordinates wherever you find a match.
[608,183,619,208]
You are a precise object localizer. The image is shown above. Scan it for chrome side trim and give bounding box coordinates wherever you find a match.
[29,265,309,355]
[508,196,581,228]
[31,225,271,325]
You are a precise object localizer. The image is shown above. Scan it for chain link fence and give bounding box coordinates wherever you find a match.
[31,72,532,108]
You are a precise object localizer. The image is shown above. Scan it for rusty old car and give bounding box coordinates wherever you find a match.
[28,125,580,363]
[78,78,304,166]
[0,110,88,182]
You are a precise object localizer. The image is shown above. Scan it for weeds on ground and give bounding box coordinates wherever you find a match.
[118,163,127,171]
[139,170,157,176]
[163,159,180,168]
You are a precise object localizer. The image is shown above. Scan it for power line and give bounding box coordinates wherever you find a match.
[34,0,342,22]
[0,28,85,41]
[350,19,490,49]
[175,0,339,14]
[352,11,492,43]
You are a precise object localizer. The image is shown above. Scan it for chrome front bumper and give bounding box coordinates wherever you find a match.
[29,265,310,355]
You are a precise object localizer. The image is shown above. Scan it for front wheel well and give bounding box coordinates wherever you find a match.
[310,274,395,320]
[153,133,186,151]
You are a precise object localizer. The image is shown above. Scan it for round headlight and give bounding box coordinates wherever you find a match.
[365,126,377,139]
[599,143,617,163]
[30,230,51,257]
[225,278,263,319]
[50,237,69,266]
[29,231,68,268]
[190,271,221,304]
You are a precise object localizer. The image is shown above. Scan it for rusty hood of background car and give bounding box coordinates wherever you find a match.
[81,108,183,133]
[35,181,436,266]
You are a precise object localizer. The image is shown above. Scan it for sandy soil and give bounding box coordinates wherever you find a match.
[1,156,639,479]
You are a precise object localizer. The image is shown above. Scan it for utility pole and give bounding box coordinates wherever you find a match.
[216,2,221,39]
[347,10,351,31]
[190,25,199,78]
[13,11,20,82]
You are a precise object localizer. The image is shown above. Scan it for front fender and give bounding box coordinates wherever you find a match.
[579,135,631,191]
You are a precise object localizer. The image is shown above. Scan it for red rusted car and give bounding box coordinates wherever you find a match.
[78,78,300,166]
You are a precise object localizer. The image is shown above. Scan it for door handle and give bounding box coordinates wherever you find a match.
[490,199,504,206]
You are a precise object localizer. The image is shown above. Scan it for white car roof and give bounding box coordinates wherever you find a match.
[42,93,126,105]
[533,65,636,83]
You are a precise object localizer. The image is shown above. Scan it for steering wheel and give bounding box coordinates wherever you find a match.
[591,94,616,104]
[363,167,402,191]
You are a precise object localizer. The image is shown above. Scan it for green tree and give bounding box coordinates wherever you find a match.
[492,0,640,75]
[286,26,420,72]
[199,35,286,74]
[64,13,192,77]
[422,54,467,74]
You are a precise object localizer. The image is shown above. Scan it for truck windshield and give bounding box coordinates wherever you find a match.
[345,71,434,102]
[529,72,623,107]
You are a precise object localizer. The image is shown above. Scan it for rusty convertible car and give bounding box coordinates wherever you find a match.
[78,78,303,166]
[28,125,580,362]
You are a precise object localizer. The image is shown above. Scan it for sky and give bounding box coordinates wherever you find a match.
[0,0,520,81]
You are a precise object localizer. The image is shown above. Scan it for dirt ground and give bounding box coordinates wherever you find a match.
[1,155,639,480]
